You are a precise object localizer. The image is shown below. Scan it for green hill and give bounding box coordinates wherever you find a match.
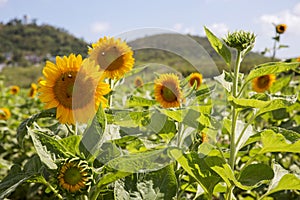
[130,34,274,77]
[0,18,88,67]
[0,18,274,86]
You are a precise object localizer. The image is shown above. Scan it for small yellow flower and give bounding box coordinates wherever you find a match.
[201,132,209,143]
[252,74,276,93]
[276,24,287,34]
[154,74,182,108]
[88,36,135,80]
[39,54,111,124]
[134,76,143,88]
[0,108,11,120]
[58,157,93,193]
[10,85,20,95]
[189,72,203,89]
[296,57,300,62]
[28,83,38,98]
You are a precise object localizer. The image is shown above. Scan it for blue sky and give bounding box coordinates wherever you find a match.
[1,0,300,59]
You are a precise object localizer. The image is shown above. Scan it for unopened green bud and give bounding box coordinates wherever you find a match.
[223,30,256,52]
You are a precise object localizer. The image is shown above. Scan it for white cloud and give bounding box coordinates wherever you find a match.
[91,22,110,34]
[0,0,8,7]
[259,3,300,36]
[172,23,196,34]
[204,23,229,37]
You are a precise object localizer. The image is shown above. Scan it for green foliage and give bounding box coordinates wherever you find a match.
[1,26,300,200]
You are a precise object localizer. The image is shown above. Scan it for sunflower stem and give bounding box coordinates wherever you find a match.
[228,50,243,200]
[108,79,114,108]
[271,33,279,61]
[40,176,63,200]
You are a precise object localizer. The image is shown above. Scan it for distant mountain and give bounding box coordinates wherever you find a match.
[0,18,89,66]
[0,18,273,77]
[129,34,273,77]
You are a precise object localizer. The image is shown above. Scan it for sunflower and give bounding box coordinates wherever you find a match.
[252,74,276,93]
[276,24,287,34]
[88,36,135,79]
[134,76,143,88]
[10,85,20,95]
[58,157,93,193]
[38,54,111,124]
[28,83,38,98]
[154,74,182,108]
[0,108,11,120]
[189,72,203,89]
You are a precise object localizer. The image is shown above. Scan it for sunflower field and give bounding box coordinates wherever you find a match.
[1,26,300,200]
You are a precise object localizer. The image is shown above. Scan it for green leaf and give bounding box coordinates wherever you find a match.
[269,75,292,93]
[59,135,82,156]
[270,127,300,142]
[23,155,43,173]
[245,62,299,83]
[238,164,274,186]
[214,71,232,92]
[17,108,56,148]
[97,171,131,188]
[265,174,300,196]
[259,130,300,154]
[79,105,106,159]
[255,99,293,118]
[144,164,177,200]
[0,165,32,199]
[126,95,157,107]
[106,148,172,173]
[228,96,270,109]
[28,128,69,169]
[204,156,259,190]
[204,26,231,66]
[169,148,220,195]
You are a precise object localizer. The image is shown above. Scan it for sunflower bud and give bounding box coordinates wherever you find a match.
[223,30,256,52]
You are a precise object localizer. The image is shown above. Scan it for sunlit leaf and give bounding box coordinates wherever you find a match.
[265,174,300,197]
[59,135,82,156]
[106,148,172,173]
[169,148,220,196]
[17,108,56,148]
[214,71,232,92]
[126,95,157,107]
[28,128,71,169]
[204,26,231,66]
[259,130,300,154]
[245,62,299,83]
[79,105,106,159]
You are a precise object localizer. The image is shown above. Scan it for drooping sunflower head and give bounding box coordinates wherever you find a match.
[38,54,111,124]
[88,36,135,80]
[28,83,38,98]
[189,72,203,89]
[252,74,276,93]
[134,76,143,88]
[0,107,11,120]
[10,85,20,95]
[154,73,182,108]
[57,157,93,194]
[276,24,287,34]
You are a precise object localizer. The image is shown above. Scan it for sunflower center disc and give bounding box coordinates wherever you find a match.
[98,47,123,71]
[161,86,177,102]
[257,75,270,88]
[64,167,82,185]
